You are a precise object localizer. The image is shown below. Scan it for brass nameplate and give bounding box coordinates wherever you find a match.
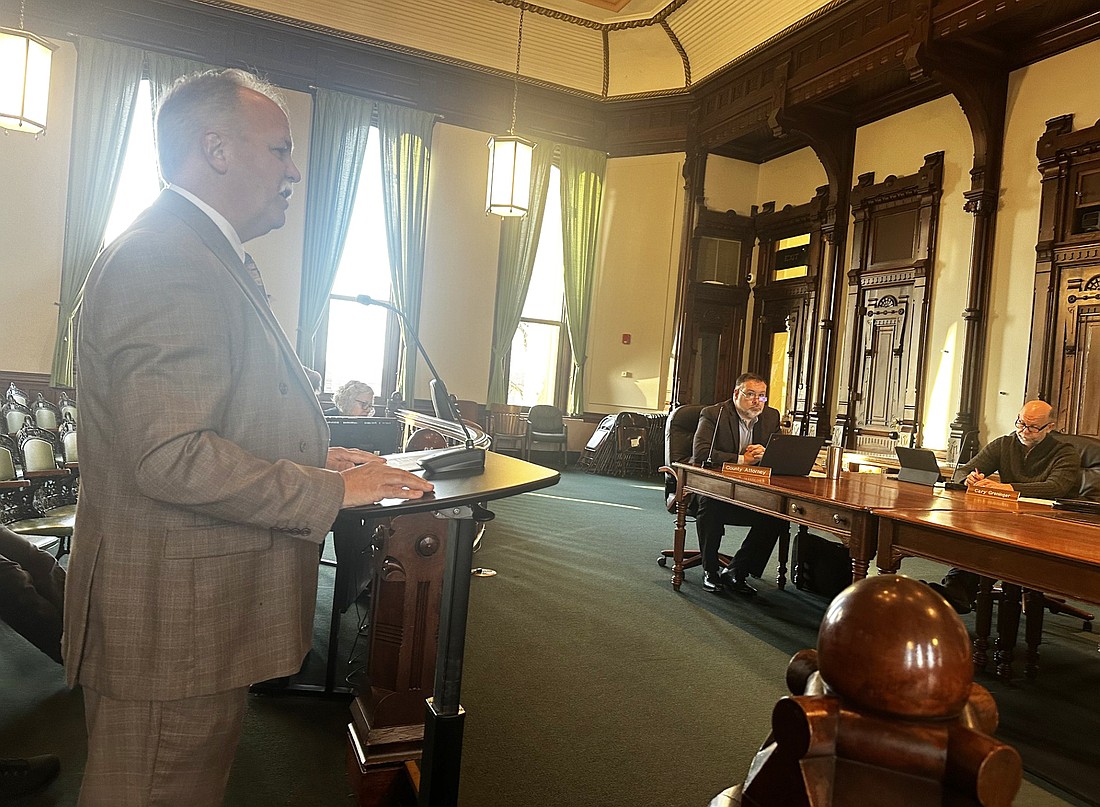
[721,463,772,482]
[967,486,1020,501]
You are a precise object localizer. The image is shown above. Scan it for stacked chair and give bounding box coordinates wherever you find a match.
[0,387,78,558]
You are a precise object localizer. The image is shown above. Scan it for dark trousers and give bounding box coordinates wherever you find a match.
[942,568,979,609]
[695,496,786,579]
[0,526,65,664]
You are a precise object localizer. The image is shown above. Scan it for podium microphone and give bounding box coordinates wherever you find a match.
[354,295,485,478]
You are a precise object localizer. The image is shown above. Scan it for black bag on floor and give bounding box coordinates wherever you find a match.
[795,532,852,599]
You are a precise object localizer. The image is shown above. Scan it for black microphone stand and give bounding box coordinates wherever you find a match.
[353,295,485,478]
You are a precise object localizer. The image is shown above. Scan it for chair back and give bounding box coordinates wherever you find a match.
[59,391,77,423]
[32,393,61,430]
[527,404,564,434]
[1053,431,1100,500]
[60,419,78,463]
[666,404,704,466]
[0,444,16,481]
[18,424,59,472]
[664,404,704,511]
[5,382,28,407]
[2,401,32,435]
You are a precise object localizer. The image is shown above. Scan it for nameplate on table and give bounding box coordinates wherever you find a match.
[720,463,772,482]
[967,486,1020,501]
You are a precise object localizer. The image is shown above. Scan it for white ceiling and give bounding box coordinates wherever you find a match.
[193,0,836,98]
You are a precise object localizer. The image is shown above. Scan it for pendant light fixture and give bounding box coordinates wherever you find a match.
[0,0,55,135]
[485,4,535,217]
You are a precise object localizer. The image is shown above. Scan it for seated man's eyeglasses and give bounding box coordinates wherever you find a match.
[738,390,768,403]
[1014,417,1051,434]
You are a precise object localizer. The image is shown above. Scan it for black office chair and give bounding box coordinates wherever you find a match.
[656,404,731,572]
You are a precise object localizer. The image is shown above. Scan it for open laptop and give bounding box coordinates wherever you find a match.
[895,446,943,486]
[326,416,401,455]
[758,434,826,476]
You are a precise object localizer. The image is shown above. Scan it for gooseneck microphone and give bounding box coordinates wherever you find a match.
[703,402,730,468]
[354,295,485,478]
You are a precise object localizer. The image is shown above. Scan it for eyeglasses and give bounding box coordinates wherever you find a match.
[354,399,374,408]
[1014,417,1051,434]
[736,389,768,403]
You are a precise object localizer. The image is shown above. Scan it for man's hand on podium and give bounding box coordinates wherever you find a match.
[338,452,434,507]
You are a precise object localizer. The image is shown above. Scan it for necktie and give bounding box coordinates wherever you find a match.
[243,253,270,300]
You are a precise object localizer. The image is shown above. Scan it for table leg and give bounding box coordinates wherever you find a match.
[776,525,790,590]
[671,470,686,591]
[995,583,1022,681]
[792,525,808,590]
[419,512,477,807]
[1023,589,1043,680]
[973,577,994,672]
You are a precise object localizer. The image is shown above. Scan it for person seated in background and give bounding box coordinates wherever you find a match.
[691,372,786,597]
[0,524,64,664]
[930,399,1081,613]
[329,380,375,417]
[0,525,64,799]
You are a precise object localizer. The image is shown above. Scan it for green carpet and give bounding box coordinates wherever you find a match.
[1,468,1096,805]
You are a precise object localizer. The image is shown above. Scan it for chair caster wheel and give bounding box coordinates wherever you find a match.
[657,556,667,567]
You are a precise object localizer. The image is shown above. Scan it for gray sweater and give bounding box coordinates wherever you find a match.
[953,433,1081,499]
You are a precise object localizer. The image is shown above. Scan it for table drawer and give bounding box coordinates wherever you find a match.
[786,499,855,535]
[689,476,784,514]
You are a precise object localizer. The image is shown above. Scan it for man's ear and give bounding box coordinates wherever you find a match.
[201,132,229,174]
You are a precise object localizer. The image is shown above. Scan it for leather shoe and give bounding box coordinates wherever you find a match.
[925,581,972,615]
[719,569,758,596]
[701,570,726,594]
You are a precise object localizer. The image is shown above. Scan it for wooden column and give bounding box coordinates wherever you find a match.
[670,136,707,406]
[904,3,1008,463]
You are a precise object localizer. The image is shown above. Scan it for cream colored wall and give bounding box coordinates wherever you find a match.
[704,155,759,215]
[2,39,76,374]
[587,152,685,413]
[755,147,827,210]
[847,95,973,450]
[990,39,1100,436]
[418,123,501,402]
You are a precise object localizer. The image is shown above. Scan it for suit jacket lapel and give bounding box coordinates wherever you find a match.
[153,191,317,403]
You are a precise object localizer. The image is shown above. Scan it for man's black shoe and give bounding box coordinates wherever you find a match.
[701,570,726,594]
[718,569,758,596]
[0,755,60,798]
[925,581,972,615]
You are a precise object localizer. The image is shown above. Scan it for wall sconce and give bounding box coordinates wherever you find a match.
[0,0,55,136]
[485,4,535,217]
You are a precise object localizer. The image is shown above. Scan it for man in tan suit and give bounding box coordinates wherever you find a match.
[65,69,434,806]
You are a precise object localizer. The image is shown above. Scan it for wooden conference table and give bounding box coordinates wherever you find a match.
[668,462,1100,677]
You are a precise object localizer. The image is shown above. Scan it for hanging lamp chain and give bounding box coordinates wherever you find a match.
[20,0,26,30]
[508,5,525,136]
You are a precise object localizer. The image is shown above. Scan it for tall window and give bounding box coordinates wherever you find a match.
[104,80,160,245]
[507,165,570,409]
[323,132,394,396]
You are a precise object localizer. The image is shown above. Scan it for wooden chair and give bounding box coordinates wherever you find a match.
[488,404,526,456]
[524,404,567,467]
[0,428,75,557]
[58,391,77,423]
[5,382,29,407]
[714,576,1021,807]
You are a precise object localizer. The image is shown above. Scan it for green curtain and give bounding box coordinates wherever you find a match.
[50,37,145,388]
[486,139,555,405]
[558,144,607,415]
[295,89,374,364]
[376,101,436,403]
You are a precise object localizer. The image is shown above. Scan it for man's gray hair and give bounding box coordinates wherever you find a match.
[156,68,287,182]
[333,381,375,415]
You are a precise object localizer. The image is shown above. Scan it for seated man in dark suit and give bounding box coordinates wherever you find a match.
[692,372,785,597]
[931,399,1080,613]
[0,524,64,664]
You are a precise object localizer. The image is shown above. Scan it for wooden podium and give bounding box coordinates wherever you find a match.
[337,451,559,807]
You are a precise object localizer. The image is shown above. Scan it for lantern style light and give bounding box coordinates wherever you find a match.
[0,0,55,136]
[486,5,535,217]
